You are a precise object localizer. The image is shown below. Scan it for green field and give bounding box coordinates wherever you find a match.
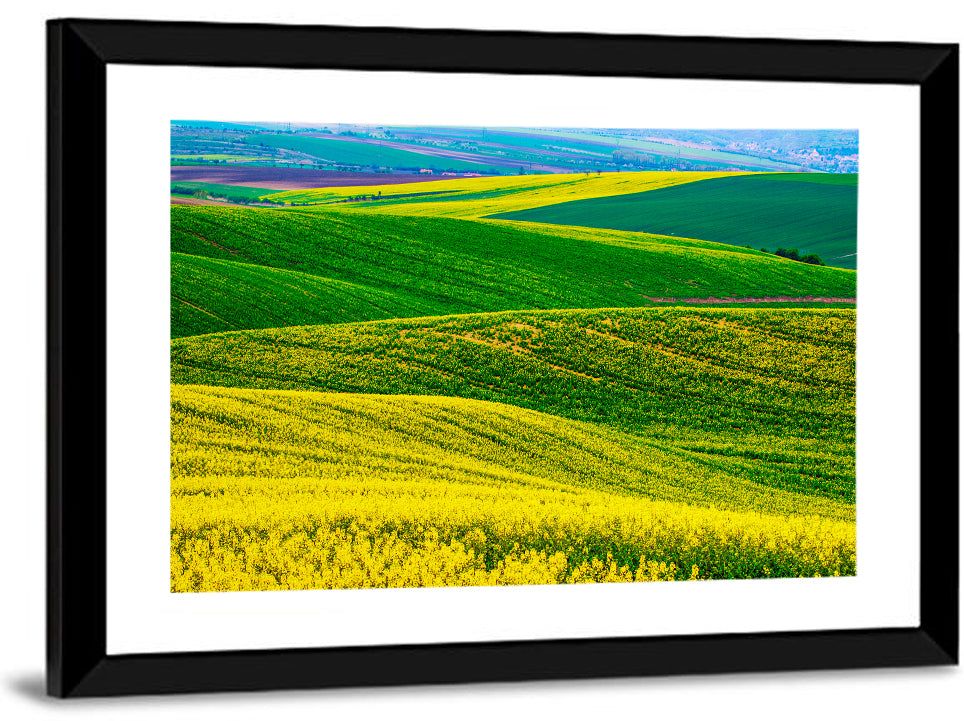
[241,134,508,173]
[170,182,277,201]
[172,307,855,449]
[491,173,859,269]
[171,203,854,336]
[170,168,858,591]
[171,252,438,337]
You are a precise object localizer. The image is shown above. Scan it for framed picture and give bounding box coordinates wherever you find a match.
[47,19,958,697]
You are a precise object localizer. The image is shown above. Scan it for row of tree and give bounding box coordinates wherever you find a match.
[760,247,825,266]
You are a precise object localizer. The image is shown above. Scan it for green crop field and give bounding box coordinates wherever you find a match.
[490,173,859,269]
[172,307,855,454]
[170,167,858,592]
[170,182,278,201]
[171,204,854,329]
[171,252,437,337]
[241,134,508,173]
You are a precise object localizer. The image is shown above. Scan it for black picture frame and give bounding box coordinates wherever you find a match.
[47,18,959,698]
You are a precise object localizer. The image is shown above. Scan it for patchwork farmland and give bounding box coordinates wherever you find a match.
[491,173,859,269]
[170,127,858,592]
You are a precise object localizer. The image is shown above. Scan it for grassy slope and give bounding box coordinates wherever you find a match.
[171,385,854,590]
[172,307,855,507]
[171,206,855,331]
[171,252,437,338]
[490,173,859,269]
[171,306,855,441]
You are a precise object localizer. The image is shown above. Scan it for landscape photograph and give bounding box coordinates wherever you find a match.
[169,122,858,592]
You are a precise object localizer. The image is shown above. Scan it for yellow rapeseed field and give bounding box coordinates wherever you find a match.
[264,171,748,219]
[171,386,855,592]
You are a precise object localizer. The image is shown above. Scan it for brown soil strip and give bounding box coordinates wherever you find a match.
[179,230,242,258]
[172,296,235,326]
[641,295,856,304]
[172,165,495,190]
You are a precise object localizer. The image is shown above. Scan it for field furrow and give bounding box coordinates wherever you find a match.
[171,205,856,328]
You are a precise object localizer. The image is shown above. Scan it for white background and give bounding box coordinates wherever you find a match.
[2,0,962,718]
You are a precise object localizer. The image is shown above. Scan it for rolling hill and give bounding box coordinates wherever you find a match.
[171,252,437,337]
[171,204,855,335]
[171,307,856,502]
[171,385,855,591]
[169,169,858,591]
[490,173,859,269]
